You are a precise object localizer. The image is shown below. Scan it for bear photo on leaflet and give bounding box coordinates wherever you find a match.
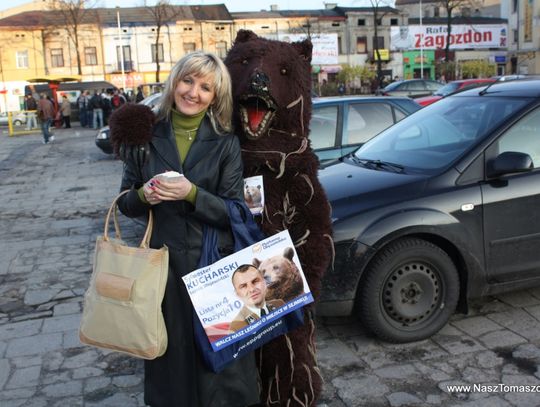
[254,247,305,303]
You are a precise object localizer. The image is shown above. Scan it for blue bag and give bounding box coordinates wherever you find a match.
[193,200,305,373]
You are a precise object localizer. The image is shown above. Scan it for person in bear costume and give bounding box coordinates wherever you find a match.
[224,30,333,407]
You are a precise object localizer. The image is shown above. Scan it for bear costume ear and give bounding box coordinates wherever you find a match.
[253,258,261,268]
[283,247,295,261]
[235,29,259,43]
[292,39,313,62]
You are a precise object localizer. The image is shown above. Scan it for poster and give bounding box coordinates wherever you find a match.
[182,230,313,351]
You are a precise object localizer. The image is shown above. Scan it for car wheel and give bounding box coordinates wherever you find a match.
[360,238,459,343]
[13,120,22,126]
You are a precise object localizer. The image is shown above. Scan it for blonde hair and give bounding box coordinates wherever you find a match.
[157,51,233,134]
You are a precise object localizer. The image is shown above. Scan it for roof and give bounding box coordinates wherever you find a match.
[408,16,508,24]
[0,4,232,28]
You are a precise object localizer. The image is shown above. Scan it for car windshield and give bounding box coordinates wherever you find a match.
[353,95,529,174]
[433,83,460,96]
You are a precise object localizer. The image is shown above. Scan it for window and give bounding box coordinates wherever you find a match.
[310,105,338,150]
[372,36,384,50]
[337,36,343,54]
[216,41,227,59]
[390,18,398,26]
[332,22,340,27]
[51,48,64,67]
[151,43,164,63]
[496,108,540,168]
[434,7,440,17]
[215,25,225,31]
[116,45,132,71]
[356,36,367,53]
[346,103,394,145]
[184,42,196,53]
[358,19,365,26]
[513,29,518,43]
[16,50,28,69]
[84,47,97,66]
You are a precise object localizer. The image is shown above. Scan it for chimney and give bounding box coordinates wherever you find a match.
[270,4,279,11]
[324,2,338,9]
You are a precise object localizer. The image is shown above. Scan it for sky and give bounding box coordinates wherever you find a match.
[0,0,392,13]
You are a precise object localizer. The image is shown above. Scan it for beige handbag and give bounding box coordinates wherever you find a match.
[79,190,169,359]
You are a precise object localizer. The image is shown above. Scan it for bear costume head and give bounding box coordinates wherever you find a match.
[254,247,304,303]
[225,30,314,177]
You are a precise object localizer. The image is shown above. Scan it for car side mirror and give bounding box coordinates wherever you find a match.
[486,151,533,178]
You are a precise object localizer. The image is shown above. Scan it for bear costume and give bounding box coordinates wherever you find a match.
[225,30,333,407]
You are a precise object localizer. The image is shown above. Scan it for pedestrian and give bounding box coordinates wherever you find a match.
[60,95,71,128]
[113,51,260,407]
[111,89,126,111]
[101,89,112,125]
[37,93,54,144]
[77,90,89,127]
[135,85,144,103]
[89,90,103,129]
[24,94,38,130]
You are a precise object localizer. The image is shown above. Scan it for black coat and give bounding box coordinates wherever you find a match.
[118,115,260,407]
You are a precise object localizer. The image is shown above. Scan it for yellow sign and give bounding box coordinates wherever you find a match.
[373,49,389,61]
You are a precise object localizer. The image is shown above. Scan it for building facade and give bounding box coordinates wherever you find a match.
[0,1,532,113]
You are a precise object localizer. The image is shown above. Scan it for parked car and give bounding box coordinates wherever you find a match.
[96,94,421,162]
[95,92,162,154]
[416,78,496,106]
[309,96,421,162]
[376,79,444,99]
[317,79,540,343]
[0,111,27,126]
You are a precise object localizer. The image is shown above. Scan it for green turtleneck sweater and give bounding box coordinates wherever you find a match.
[138,108,205,205]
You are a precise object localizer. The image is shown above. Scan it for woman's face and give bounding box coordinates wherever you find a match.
[174,73,216,116]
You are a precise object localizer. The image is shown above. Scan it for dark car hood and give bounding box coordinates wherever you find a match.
[319,160,429,221]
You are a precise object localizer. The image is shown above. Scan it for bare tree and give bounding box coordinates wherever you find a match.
[144,0,183,82]
[49,0,97,76]
[437,0,479,61]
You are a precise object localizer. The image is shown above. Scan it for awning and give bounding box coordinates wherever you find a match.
[27,76,81,84]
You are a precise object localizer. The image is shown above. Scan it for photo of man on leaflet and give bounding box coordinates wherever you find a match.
[229,264,285,332]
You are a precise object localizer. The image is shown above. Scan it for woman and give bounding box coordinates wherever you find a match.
[60,95,71,128]
[114,52,260,406]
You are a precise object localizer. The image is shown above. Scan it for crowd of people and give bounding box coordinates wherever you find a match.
[23,86,135,144]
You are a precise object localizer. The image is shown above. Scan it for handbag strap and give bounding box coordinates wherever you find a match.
[104,190,154,249]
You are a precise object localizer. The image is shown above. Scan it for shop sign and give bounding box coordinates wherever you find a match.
[390,25,507,51]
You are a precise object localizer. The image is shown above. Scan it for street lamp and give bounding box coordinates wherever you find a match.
[116,6,126,90]
[419,0,424,78]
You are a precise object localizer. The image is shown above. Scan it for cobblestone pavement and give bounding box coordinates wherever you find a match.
[1,128,540,407]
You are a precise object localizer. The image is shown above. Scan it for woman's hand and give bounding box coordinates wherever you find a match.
[151,177,193,201]
[143,179,162,205]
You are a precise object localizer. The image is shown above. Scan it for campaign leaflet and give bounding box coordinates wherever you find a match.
[182,229,313,352]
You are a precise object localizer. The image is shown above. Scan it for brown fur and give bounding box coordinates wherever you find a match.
[108,103,155,156]
[225,30,333,407]
[254,247,304,303]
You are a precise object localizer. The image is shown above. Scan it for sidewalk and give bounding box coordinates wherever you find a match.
[0,128,146,407]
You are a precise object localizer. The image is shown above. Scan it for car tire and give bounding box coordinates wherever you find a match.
[360,237,459,343]
[13,120,22,126]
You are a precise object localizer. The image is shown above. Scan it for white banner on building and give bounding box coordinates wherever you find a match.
[390,25,507,51]
[282,33,338,65]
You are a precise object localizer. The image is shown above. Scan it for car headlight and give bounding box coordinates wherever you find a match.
[96,130,109,140]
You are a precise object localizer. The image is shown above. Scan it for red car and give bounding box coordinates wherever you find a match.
[416,78,496,106]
